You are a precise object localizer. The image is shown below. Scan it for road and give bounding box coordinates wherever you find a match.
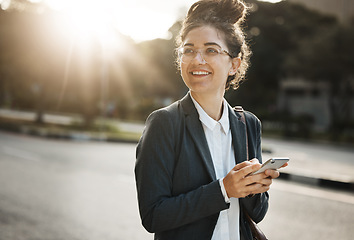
[0,131,353,240]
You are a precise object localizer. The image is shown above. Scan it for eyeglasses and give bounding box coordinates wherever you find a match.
[178,45,233,63]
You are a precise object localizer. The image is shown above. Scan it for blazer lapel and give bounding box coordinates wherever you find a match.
[181,94,216,181]
[229,106,248,164]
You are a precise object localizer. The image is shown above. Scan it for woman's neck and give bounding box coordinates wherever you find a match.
[191,91,224,121]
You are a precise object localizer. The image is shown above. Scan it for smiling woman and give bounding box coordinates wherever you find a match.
[134,1,287,240]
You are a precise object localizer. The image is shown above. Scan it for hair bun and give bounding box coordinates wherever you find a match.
[187,0,246,25]
[217,0,246,24]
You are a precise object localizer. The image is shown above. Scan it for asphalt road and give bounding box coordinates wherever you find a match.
[0,131,353,240]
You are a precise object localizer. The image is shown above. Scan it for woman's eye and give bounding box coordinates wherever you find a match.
[183,48,195,54]
[205,48,219,54]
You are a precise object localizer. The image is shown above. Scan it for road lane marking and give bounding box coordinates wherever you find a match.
[272,180,354,205]
[0,145,41,162]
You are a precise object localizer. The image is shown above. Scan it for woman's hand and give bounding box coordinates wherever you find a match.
[223,158,286,198]
[263,162,288,179]
[252,162,288,193]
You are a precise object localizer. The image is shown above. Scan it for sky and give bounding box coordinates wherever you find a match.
[45,0,197,42]
[1,0,282,42]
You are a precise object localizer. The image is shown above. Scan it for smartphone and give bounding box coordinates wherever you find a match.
[251,157,289,175]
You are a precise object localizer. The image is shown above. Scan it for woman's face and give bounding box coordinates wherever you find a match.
[179,25,239,97]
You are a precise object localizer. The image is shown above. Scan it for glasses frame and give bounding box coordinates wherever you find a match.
[178,45,233,63]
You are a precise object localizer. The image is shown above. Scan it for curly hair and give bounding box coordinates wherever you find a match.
[176,0,251,90]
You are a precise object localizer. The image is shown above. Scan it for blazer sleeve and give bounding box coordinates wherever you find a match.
[240,112,269,224]
[135,109,229,233]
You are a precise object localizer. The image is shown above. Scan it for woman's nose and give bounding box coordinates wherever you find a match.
[192,51,206,64]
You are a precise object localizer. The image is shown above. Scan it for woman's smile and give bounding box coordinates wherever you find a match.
[190,70,212,77]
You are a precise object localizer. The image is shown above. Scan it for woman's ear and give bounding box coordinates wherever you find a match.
[229,57,241,76]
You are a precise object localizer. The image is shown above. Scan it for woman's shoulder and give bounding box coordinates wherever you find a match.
[148,100,180,119]
[244,110,261,123]
[145,100,183,127]
[231,105,260,120]
[231,105,261,126]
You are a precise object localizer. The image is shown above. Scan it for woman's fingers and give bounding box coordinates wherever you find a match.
[232,158,260,171]
[224,161,264,198]
[280,162,289,168]
[246,183,270,195]
[232,161,252,171]
[264,169,280,179]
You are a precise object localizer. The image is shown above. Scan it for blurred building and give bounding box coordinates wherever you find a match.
[277,78,331,131]
[278,78,354,131]
[287,0,354,23]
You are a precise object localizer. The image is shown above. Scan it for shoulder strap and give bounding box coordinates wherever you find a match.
[234,106,249,161]
[235,106,268,239]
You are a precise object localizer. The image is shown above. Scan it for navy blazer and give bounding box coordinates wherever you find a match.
[135,93,269,240]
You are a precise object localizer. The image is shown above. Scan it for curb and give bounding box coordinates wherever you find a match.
[0,124,139,144]
[278,171,354,192]
[35,130,139,144]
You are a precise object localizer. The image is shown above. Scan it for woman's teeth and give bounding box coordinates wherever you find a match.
[192,71,210,75]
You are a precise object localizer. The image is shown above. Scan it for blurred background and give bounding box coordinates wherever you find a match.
[0,0,353,240]
[0,0,353,142]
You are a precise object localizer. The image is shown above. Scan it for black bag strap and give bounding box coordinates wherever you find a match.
[234,106,269,240]
[234,106,249,161]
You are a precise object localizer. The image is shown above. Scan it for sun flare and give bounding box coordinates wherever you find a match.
[42,0,176,43]
[44,0,117,48]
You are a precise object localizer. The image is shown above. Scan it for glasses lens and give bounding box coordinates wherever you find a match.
[178,46,227,63]
[179,47,194,63]
[205,47,220,56]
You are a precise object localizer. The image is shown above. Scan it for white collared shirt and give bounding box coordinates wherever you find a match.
[191,95,240,240]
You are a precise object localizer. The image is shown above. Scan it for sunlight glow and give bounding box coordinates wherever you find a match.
[44,0,119,49]
[33,0,283,44]
[43,0,176,43]
[0,0,11,10]
[112,7,175,42]
[258,0,283,3]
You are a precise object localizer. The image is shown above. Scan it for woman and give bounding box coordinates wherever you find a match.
[135,0,286,239]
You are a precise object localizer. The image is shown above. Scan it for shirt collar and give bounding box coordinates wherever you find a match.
[190,93,230,134]
[219,100,230,134]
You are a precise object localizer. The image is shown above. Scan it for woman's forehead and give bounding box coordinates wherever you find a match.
[183,26,227,48]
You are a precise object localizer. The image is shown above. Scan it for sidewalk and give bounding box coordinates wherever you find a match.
[1,108,353,192]
[261,138,354,191]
